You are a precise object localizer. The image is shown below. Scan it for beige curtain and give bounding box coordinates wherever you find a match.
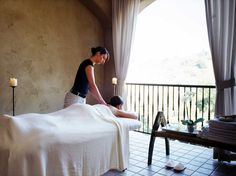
[205,0,236,116]
[112,0,140,98]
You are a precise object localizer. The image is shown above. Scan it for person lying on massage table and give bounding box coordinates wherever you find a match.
[108,96,138,119]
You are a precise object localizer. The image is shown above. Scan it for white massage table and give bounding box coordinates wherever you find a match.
[0,104,141,176]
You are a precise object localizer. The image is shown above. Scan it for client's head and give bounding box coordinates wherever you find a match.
[109,96,124,110]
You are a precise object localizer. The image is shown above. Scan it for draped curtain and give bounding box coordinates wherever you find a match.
[112,0,140,97]
[205,0,236,116]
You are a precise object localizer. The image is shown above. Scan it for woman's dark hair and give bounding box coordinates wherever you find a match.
[91,46,109,56]
[109,96,124,107]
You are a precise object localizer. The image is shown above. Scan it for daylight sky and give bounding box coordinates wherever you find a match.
[126,0,214,84]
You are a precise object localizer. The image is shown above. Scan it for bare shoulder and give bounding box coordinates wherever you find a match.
[108,105,137,119]
[107,105,118,116]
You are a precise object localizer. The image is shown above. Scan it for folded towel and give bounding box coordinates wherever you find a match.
[209,119,236,131]
[206,118,236,145]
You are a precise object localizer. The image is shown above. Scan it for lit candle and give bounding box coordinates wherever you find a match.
[112,77,117,85]
[9,78,18,87]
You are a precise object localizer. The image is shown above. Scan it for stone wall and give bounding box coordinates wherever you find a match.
[0,0,106,115]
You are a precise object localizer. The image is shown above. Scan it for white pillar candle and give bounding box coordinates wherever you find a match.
[9,78,18,87]
[112,77,117,85]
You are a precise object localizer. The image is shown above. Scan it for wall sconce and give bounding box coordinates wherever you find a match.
[9,78,17,116]
[112,77,117,96]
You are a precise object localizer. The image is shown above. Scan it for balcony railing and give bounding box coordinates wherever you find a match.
[126,83,216,134]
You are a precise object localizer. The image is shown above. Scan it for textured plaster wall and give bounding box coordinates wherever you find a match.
[0,0,105,115]
[103,28,115,101]
[94,0,111,19]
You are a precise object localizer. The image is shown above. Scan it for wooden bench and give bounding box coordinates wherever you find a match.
[147,112,236,165]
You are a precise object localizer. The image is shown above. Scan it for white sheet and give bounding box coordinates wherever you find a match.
[0,104,141,176]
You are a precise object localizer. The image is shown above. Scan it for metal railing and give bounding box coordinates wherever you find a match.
[126,83,216,134]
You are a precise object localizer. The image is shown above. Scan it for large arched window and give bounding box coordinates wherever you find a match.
[126,0,214,85]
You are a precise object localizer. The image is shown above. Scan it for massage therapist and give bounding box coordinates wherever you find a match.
[64,46,109,108]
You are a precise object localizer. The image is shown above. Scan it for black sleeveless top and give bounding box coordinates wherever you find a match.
[71,59,93,97]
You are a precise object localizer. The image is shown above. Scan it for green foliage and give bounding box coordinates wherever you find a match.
[181,117,204,125]
[196,96,215,112]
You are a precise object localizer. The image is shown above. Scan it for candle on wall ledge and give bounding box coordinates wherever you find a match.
[112,77,117,85]
[9,77,17,116]
[9,78,18,87]
[112,77,117,96]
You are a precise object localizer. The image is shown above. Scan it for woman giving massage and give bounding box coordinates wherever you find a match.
[64,46,109,108]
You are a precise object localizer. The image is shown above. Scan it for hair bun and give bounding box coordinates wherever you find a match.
[91,47,96,54]
[91,46,109,56]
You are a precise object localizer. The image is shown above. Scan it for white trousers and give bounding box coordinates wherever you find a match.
[64,91,86,108]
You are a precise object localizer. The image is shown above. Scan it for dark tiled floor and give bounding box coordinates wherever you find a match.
[103,131,236,176]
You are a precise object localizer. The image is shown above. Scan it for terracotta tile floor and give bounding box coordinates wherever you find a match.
[103,131,236,176]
